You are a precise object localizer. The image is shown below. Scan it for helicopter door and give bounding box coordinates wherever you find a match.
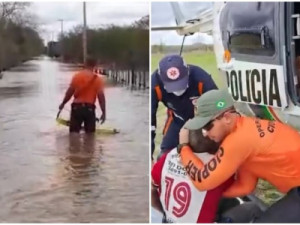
[220,2,279,64]
[219,2,288,109]
[286,2,300,104]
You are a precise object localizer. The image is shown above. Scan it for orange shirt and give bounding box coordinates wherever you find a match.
[70,69,103,105]
[180,116,300,196]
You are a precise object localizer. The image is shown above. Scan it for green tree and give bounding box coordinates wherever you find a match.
[0,2,44,71]
[58,15,149,70]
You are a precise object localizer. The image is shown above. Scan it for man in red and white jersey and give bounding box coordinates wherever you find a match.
[151,129,233,223]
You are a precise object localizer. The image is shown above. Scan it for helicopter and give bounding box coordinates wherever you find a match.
[152,2,300,131]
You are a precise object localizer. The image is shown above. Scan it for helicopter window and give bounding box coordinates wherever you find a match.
[220,2,277,62]
[228,27,274,56]
[231,33,262,49]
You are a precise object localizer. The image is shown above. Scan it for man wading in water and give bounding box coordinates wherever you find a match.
[59,57,106,133]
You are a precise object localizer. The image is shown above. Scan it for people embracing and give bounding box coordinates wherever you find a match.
[178,89,300,222]
[151,127,235,223]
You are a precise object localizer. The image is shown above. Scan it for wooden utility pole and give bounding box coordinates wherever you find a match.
[58,19,64,36]
[58,19,64,59]
[83,2,87,65]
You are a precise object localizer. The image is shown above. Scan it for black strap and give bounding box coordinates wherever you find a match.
[74,74,97,98]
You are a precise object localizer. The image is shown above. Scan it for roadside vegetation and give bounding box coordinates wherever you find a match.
[56,15,149,71]
[0,2,44,72]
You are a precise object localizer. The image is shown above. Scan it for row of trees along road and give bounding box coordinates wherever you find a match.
[58,15,149,71]
[0,2,44,72]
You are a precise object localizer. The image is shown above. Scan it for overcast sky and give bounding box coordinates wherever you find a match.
[29,1,149,44]
[151,2,213,45]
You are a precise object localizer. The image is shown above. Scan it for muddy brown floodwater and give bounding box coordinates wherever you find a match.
[0,56,149,222]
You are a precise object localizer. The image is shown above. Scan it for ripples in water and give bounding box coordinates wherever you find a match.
[0,57,149,222]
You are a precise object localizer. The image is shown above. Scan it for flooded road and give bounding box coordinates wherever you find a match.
[0,56,149,222]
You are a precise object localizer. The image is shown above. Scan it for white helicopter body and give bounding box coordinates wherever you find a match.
[153,2,300,130]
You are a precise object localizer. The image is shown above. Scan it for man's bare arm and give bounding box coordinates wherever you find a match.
[59,86,75,110]
[97,90,106,124]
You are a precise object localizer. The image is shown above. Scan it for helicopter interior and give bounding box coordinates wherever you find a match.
[293,3,300,98]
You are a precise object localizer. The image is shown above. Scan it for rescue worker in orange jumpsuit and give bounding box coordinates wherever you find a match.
[178,89,300,222]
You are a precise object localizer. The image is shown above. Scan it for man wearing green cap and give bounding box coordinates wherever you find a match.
[177,89,300,222]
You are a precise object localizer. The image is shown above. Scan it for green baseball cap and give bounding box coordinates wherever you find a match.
[184,89,234,130]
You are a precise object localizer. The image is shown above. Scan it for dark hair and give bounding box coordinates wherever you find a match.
[85,57,97,68]
[189,129,220,154]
